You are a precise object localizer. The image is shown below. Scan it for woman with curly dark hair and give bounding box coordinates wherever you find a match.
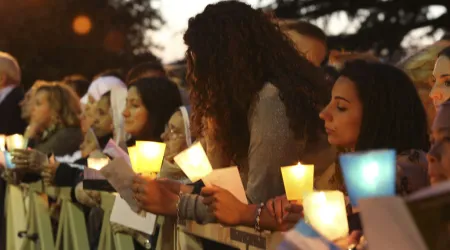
[132,1,335,231]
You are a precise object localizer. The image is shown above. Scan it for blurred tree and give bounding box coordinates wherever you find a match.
[270,0,450,58]
[0,0,163,88]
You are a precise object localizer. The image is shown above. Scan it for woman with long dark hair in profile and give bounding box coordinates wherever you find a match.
[132,0,335,232]
[123,77,182,144]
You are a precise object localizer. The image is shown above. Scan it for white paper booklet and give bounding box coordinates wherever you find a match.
[359,182,450,250]
[110,194,157,235]
[202,167,248,204]
[100,157,140,213]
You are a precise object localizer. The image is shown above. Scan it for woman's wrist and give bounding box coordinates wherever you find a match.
[238,204,258,226]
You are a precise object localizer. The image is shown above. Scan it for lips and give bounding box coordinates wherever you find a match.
[325,127,335,134]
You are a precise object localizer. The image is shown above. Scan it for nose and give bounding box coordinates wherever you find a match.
[429,85,442,102]
[427,145,440,164]
[161,130,168,141]
[122,108,129,118]
[319,105,332,122]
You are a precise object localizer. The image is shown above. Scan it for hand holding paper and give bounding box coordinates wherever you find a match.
[202,167,247,204]
[100,157,140,213]
[103,139,130,163]
[110,195,157,235]
[201,185,249,226]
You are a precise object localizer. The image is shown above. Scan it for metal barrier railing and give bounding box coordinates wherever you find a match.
[6,182,283,250]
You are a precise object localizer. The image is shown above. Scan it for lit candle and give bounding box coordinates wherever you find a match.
[303,191,349,241]
[281,162,314,201]
[87,157,110,171]
[6,134,27,150]
[0,134,5,151]
[128,141,166,174]
[339,149,396,206]
[173,142,213,183]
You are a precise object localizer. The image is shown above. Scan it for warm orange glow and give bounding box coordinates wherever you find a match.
[73,15,92,35]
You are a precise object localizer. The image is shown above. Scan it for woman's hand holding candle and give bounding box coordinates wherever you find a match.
[266,195,303,225]
[12,149,48,173]
[24,122,42,139]
[131,175,180,216]
[201,185,249,226]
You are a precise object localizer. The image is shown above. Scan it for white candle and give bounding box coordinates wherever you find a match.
[0,134,5,151]
[6,134,27,150]
[303,191,349,241]
[87,157,110,171]
[173,142,213,183]
[128,141,166,174]
[281,162,314,201]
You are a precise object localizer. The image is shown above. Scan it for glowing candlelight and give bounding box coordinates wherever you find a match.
[303,191,349,241]
[6,134,27,150]
[128,141,166,174]
[339,149,396,206]
[281,162,314,201]
[173,142,213,183]
[0,135,5,151]
[87,157,110,171]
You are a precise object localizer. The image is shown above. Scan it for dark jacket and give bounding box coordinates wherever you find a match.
[0,86,27,135]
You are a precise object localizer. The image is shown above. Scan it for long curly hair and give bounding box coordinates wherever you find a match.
[184,1,328,161]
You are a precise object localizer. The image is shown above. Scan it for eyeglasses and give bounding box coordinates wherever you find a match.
[164,126,185,140]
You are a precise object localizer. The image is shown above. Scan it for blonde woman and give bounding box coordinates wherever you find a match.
[12,82,83,181]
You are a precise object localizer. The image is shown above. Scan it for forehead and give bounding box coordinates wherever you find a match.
[97,96,110,108]
[332,76,359,100]
[168,111,184,126]
[127,86,141,99]
[433,56,450,76]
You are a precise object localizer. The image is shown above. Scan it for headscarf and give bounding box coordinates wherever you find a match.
[80,76,126,105]
[179,106,194,147]
[109,87,128,144]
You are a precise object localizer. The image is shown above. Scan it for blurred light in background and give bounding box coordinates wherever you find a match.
[73,15,92,35]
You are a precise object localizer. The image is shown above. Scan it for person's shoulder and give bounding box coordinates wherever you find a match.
[54,127,83,140]
[397,149,427,166]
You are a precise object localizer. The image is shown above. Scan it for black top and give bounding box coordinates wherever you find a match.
[0,86,27,135]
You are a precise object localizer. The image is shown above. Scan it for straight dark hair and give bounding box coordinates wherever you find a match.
[129,77,182,141]
[340,60,429,153]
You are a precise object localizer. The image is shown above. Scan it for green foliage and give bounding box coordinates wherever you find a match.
[271,0,449,57]
[0,0,162,88]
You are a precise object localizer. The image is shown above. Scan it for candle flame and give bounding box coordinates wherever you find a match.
[292,165,306,179]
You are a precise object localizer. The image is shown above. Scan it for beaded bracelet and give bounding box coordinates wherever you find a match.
[254,202,265,232]
[175,191,183,225]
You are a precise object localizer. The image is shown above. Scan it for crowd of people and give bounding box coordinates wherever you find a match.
[0,1,449,249]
